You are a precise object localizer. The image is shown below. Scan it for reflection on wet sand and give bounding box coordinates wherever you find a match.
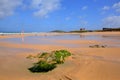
[21,31,24,43]
[80,34,85,38]
[0,33,120,48]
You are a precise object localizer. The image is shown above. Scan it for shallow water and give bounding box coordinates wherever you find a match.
[0,34,120,80]
[0,34,120,47]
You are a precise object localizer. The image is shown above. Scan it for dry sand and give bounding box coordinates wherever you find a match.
[0,32,120,80]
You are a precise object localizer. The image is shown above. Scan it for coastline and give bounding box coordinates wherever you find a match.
[0,32,120,39]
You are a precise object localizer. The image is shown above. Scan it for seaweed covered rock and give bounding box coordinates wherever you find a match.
[28,61,56,73]
[27,50,71,73]
[89,45,107,48]
[53,50,71,64]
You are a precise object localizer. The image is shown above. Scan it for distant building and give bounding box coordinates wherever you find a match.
[103,28,120,31]
[80,28,85,31]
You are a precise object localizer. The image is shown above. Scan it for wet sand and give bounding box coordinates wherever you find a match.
[0,32,120,80]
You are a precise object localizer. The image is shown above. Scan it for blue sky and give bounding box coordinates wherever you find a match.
[0,0,120,32]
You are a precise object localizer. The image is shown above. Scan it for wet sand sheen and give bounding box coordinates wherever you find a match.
[0,32,120,80]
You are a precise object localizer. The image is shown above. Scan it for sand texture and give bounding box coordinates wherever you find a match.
[0,32,120,80]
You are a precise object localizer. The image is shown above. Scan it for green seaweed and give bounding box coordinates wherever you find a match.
[28,61,56,72]
[54,50,71,64]
[27,50,71,73]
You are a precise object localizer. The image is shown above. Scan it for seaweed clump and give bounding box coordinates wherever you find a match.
[27,50,71,73]
[28,61,56,73]
[53,50,71,64]
[89,45,107,48]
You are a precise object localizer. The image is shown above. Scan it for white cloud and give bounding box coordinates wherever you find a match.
[102,16,120,28]
[0,0,22,18]
[31,0,61,18]
[101,2,120,14]
[113,2,120,13]
[81,6,88,10]
[113,2,120,8]
[116,8,120,13]
[0,0,61,19]
[102,6,110,10]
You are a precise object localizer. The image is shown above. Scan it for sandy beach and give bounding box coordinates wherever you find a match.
[0,32,120,80]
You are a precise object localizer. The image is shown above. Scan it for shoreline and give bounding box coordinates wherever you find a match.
[1,31,120,35]
[0,32,120,39]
